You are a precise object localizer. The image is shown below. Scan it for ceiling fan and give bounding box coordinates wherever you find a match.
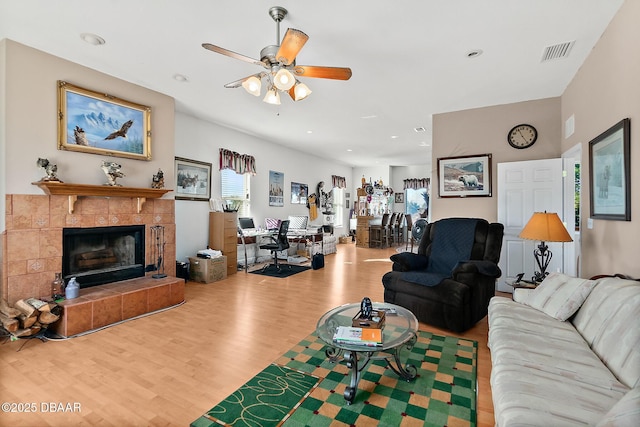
[202,6,352,104]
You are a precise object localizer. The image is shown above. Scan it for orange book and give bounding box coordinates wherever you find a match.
[333,326,382,346]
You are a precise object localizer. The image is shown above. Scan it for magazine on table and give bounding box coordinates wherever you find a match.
[333,326,383,347]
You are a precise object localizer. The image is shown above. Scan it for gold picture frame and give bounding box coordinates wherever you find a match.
[57,80,151,160]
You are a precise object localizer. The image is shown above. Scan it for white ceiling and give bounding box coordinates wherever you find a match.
[0,0,624,168]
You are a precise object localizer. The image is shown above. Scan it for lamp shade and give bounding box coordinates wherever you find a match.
[289,81,312,101]
[263,87,281,105]
[519,212,573,242]
[273,68,295,91]
[241,76,262,97]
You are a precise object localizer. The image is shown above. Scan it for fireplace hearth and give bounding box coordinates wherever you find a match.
[63,225,145,288]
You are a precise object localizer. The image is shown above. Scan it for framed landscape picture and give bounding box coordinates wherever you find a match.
[175,157,212,201]
[437,154,492,198]
[57,81,151,160]
[589,118,631,221]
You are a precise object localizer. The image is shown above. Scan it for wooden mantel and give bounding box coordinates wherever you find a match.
[32,181,172,214]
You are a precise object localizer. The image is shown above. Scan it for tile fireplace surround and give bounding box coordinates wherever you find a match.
[2,193,180,335]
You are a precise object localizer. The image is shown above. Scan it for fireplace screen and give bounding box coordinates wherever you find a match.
[63,225,145,288]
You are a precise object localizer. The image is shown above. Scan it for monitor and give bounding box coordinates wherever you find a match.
[265,218,281,231]
[238,217,255,230]
[288,215,308,230]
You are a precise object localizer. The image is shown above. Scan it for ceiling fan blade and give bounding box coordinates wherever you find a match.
[276,28,309,65]
[293,65,352,80]
[202,43,267,68]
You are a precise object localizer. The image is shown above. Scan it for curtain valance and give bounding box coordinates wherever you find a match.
[331,175,347,188]
[403,178,430,190]
[219,148,256,175]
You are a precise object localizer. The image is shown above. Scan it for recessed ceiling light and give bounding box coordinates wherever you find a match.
[80,33,105,46]
[306,130,313,134]
[346,149,352,152]
[466,49,483,58]
[391,135,399,139]
[173,74,188,82]
[419,141,431,147]
[360,114,377,119]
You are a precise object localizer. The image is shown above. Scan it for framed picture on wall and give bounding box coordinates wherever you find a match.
[269,171,284,207]
[589,118,631,221]
[290,182,308,204]
[57,80,151,160]
[394,193,404,203]
[437,153,492,198]
[175,157,212,201]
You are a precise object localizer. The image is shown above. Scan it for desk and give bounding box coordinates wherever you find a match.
[286,229,324,254]
[237,229,325,270]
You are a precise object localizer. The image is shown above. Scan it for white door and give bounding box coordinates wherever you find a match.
[497,158,573,292]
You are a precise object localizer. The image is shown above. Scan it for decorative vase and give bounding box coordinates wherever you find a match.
[51,272,64,300]
[65,277,80,299]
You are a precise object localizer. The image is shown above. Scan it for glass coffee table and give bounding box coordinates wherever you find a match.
[315,302,419,404]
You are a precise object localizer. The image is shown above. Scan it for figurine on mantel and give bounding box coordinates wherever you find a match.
[36,158,63,182]
[101,160,125,186]
[151,168,165,189]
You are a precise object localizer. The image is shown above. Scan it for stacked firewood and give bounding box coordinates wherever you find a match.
[0,298,61,337]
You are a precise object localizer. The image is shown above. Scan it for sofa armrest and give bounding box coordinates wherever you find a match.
[452,260,502,279]
[390,252,429,272]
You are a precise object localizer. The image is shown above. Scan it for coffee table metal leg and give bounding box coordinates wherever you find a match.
[344,351,363,405]
[383,332,418,381]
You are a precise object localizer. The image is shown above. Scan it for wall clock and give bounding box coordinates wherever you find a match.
[508,124,538,149]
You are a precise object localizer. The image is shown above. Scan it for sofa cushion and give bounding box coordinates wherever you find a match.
[523,272,597,321]
[572,277,640,389]
[489,296,629,426]
[489,299,628,392]
[596,386,640,427]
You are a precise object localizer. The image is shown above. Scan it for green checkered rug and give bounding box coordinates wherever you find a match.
[191,331,477,427]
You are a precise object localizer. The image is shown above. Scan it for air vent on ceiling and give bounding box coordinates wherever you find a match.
[541,41,575,62]
[414,126,427,133]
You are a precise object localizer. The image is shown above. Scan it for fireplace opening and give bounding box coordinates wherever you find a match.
[62,225,145,289]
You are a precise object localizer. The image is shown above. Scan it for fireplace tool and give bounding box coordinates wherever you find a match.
[150,225,167,278]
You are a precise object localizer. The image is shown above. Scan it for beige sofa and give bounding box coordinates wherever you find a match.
[488,273,640,426]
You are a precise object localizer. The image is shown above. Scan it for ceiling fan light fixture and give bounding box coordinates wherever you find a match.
[274,68,295,91]
[263,87,281,105]
[290,81,312,101]
[242,76,262,96]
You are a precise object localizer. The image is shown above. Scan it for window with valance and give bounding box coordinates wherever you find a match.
[403,178,430,190]
[219,148,256,175]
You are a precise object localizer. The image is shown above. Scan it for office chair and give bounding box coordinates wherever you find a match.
[260,220,290,271]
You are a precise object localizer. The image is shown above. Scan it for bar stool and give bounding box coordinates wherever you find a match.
[387,212,398,246]
[369,213,390,248]
[405,214,413,251]
[394,213,405,245]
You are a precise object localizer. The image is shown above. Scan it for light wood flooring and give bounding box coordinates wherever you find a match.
[0,242,505,426]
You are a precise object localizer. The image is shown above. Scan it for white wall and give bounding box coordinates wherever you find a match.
[1,40,176,195]
[174,112,353,261]
[560,0,640,278]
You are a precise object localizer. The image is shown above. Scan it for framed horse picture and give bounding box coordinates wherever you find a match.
[175,157,212,201]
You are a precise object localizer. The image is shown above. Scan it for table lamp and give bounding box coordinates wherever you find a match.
[519,212,573,282]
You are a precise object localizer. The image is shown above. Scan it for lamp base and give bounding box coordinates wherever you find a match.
[532,241,552,283]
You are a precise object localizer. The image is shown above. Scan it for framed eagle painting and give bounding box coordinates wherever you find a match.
[57,80,152,160]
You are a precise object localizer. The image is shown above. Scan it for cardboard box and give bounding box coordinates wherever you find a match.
[188,256,227,283]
